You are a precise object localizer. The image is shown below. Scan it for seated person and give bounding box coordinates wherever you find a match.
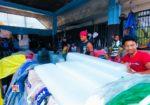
[121,36,150,74]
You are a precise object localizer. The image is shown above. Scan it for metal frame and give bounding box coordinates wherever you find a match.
[0,0,89,36]
[136,9,150,47]
[52,14,57,36]
[0,1,54,16]
[55,0,88,15]
[108,0,121,25]
[0,25,52,36]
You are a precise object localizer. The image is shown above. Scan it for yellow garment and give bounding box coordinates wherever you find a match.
[62,46,68,54]
[0,91,3,105]
[0,80,3,105]
[0,54,26,79]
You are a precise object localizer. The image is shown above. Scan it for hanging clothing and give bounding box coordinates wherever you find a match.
[124,12,137,38]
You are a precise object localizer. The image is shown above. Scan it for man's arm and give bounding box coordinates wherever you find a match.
[122,62,150,74]
[139,62,150,74]
[87,42,94,55]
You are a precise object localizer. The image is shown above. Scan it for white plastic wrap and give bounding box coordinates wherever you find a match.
[26,70,58,105]
[67,53,131,80]
[87,75,150,105]
[67,53,128,73]
[35,64,92,105]
[32,53,136,105]
[56,61,125,90]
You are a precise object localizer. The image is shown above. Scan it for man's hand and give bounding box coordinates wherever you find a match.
[127,68,136,74]
[125,63,136,74]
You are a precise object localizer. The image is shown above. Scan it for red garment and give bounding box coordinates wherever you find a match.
[122,51,150,72]
[26,52,34,59]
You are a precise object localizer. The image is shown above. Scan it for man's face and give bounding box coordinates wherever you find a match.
[124,40,137,55]
[80,35,87,42]
[114,35,119,41]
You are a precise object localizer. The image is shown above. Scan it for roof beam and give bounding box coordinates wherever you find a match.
[55,0,89,15]
[0,25,52,36]
[0,1,54,16]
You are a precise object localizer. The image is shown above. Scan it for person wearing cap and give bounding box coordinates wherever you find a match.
[79,30,94,55]
[121,36,150,74]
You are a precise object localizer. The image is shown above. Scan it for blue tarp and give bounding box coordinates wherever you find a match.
[125,12,137,38]
[4,60,37,105]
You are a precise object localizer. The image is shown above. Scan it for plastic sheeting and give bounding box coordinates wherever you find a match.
[34,53,130,105]
[26,70,59,105]
[5,53,149,105]
[107,83,150,105]
[0,54,26,79]
[56,62,126,89]
[35,64,94,105]
[67,53,127,73]
[96,75,150,105]
[4,60,36,105]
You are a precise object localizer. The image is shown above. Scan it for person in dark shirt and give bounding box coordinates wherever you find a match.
[79,30,94,55]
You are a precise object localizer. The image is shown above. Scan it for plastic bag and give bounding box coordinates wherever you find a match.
[0,54,26,79]
[90,75,150,105]
[26,70,51,105]
[107,83,150,105]
[4,61,36,105]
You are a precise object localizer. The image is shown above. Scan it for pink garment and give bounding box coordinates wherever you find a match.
[94,49,106,57]
[80,30,88,37]
[26,52,34,60]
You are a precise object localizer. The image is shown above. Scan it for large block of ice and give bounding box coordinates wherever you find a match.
[67,53,128,73]
[35,64,96,105]
[34,53,130,105]
[56,62,119,89]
